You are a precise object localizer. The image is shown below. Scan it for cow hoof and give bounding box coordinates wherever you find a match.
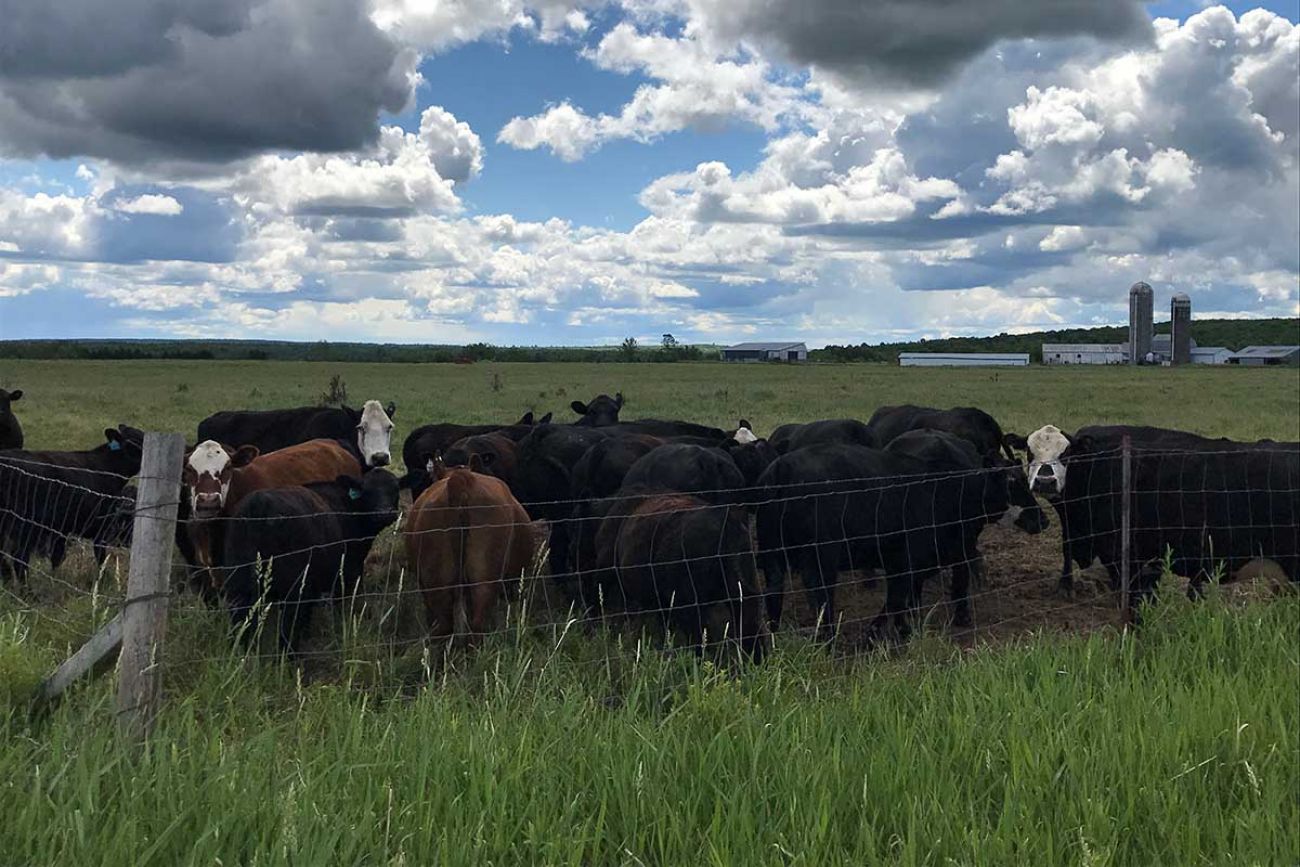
[951,611,973,629]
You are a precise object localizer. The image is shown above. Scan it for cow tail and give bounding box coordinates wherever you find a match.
[446,471,472,634]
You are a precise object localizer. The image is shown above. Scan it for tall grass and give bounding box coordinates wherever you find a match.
[2,595,1295,866]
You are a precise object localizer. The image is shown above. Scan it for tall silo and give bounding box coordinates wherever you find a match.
[1171,293,1192,365]
[1129,281,1154,364]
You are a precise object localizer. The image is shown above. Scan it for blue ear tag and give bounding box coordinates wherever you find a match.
[108,440,121,451]
[349,488,361,501]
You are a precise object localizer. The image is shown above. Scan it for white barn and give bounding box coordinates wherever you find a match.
[1191,347,1231,365]
[1041,343,1127,365]
[898,352,1029,367]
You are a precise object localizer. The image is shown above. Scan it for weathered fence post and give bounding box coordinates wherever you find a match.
[1119,434,1133,625]
[116,432,184,744]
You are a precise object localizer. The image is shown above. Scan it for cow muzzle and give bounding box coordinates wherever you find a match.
[1028,460,1063,496]
[192,492,223,518]
[368,452,391,467]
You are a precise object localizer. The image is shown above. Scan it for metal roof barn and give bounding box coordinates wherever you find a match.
[1227,346,1300,366]
[721,342,808,362]
[898,352,1029,367]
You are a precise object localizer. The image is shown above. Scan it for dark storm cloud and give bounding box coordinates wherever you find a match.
[699,0,1152,87]
[0,0,416,165]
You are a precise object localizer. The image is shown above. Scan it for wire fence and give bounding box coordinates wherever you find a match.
[3,438,1298,702]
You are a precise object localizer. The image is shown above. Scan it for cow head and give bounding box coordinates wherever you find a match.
[1024,425,1072,496]
[355,399,395,467]
[721,435,777,486]
[988,455,1050,534]
[99,426,146,469]
[733,420,758,444]
[571,392,623,426]
[338,470,401,534]
[0,388,21,413]
[183,439,259,518]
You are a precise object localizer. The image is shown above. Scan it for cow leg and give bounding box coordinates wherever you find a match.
[466,579,500,645]
[798,545,838,640]
[422,586,457,642]
[1057,540,1075,598]
[278,598,316,654]
[868,571,913,643]
[949,561,974,628]
[760,548,788,631]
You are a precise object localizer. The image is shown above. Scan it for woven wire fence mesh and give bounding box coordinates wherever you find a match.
[3,441,1297,686]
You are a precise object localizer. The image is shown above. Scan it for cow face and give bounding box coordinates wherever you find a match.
[339,470,401,534]
[571,392,623,426]
[997,460,1050,533]
[733,421,758,444]
[1025,425,1072,496]
[183,440,259,518]
[356,400,395,467]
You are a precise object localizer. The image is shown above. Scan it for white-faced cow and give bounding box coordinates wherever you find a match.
[179,438,363,592]
[1019,423,1300,605]
[196,400,396,469]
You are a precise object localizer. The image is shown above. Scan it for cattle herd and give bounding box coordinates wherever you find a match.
[0,387,1296,662]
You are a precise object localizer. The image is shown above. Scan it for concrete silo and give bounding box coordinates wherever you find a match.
[1129,281,1154,364]
[1171,293,1192,365]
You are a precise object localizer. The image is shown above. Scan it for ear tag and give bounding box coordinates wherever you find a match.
[109,440,122,451]
[349,488,362,501]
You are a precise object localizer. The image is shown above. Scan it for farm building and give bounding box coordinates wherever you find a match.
[898,352,1029,367]
[721,342,807,362]
[1226,346,1300,366]
[1042,343,1127,365]
[1190,347,1231,365]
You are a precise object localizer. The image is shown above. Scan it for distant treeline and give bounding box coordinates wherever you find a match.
[0,339,713,363]
[2,317,1295,364]
[810,318,1300,363]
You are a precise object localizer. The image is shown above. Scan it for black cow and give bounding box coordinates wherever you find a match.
[756,432,1033,640]
[566,434,666,605]
[442,432,521,487]
[867,404,1023,463]
[591,491,768,660]
[0,389,22,450]
[572,393,624,426]
[0,426,144,582]
[220,470,401,650]
[606,419,731,440]
[620,443,747,503]
[1021,424,1300,602]
[400,411,547,498]
[773,418,876,454]
[513,423,612,584]
[198,400,397,469]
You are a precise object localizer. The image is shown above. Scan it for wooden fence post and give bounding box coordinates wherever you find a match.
[116,432,184,744]
[1119,434,1133,625]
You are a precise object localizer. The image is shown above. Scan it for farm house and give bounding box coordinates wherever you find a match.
[897,352,1029,367]
[721,342,808,362]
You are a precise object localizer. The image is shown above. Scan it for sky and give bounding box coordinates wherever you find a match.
[0,0,1296,347]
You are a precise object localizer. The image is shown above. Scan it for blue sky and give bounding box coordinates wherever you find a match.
[0,0,1296,346]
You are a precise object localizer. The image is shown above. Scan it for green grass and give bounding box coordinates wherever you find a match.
[2,595,1296,865]
[3,360,1298,466]
[0,360,1297,865]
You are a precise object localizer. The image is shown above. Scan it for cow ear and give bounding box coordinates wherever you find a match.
[1071,433,1091,453]
[570,400,589,416]
[7,390,20,402]
[104,428,124,451]
[385,401,396,419]
[615,392,624,408]
[341,404,356,417]
[335,475,364,500]
[738,419,751,430]
[519,411,534,425]
[538,412,552,425]
[232,445,260,467]
[1002,433,1029,452]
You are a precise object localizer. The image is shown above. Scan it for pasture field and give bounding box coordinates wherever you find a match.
[0,359,1297,865]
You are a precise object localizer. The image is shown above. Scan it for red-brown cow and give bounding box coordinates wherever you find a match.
[404,458,540,643]
[181,438,362,586]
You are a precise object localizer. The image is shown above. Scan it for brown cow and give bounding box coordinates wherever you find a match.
[181,438,362,583]
[404,457,539,642]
